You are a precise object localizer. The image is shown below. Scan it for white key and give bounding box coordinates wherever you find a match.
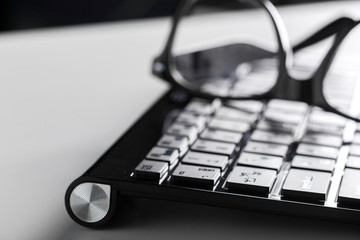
[291,155,335,172]
[146,147,179,165]
[157,135,189,156]
[302,133,343,147]
[215,106,258,123]
[282,169,331,201]
[200,128,243,144]
[346,155,360,169]
[309,108,347,127]
[226,100,264,113]
[237,152,283,171]
[338,168,360,207]
[176,112,207,130]
[350,144,360,156]
[256,119,296,133]
[184,99,220,115]
[244,141,288,158]
[267,99,308,114]
[167,123,198,144]
[208,118,250,133]
[172,164,221,188]
[191,139,236,156]
[251,130,293,145]
[296,143,339,159]
[135,160,168,180]
[353,132,360,144]
[263,108,303,124]
[182,151,228,170]
[307,122,344,136]
[226,166,277,195]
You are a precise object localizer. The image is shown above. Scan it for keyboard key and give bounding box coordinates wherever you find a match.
[250,130,293,145]
[182,151,228,170]
[291,155,335,172]
[263,108,303,125]
[191,139,236,156]
[226,166,277,195]
[338,168,360,208]
[176,112,207,130]
[172,164,221,188]
[135,160,168,180]
[353,132,360,144]
[267,99,308,114]
[157,135,189,156]
[244,141,288,158]
[296,143,338,159]
[146,147,179,165]
[237,152,283,171]
[256,119,296,133]
[307,122,344,136]
[200,128,243,144]
[215,106,258,122]
[349,144,360,156]
[200,82,229,97]
[185,99,220,115]
[208,118,250,133]
[346,155,360,169]
[226,100,264,113]
[309,108,347,127]
[301,133,342,147]
[167,123,198,144]
[282,169,332,202]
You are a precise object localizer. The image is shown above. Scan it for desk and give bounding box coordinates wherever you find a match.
[1,1,360,239]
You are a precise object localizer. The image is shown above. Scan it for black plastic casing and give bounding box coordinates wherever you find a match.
[65,88,360,227]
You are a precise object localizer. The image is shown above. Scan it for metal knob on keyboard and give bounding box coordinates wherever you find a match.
[66,181,115,227]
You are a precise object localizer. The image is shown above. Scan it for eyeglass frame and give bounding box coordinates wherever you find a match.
[152,0,360,122]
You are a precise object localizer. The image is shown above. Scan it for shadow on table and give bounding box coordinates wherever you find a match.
[55,196,360,240]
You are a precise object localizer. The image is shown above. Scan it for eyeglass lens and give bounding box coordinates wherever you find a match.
[172,0,280,98]
[323,24,360,119]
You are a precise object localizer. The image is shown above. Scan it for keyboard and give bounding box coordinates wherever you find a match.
[136,96,360,203]
[65,42,360,228]
[65,89,360,227]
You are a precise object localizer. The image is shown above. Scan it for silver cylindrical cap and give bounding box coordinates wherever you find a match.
[69,182,111,223]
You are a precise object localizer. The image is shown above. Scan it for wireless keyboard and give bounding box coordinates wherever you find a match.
[65,45,360,228]
[64,91,360,227]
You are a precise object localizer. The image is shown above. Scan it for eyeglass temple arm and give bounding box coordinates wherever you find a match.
[155,0,195,61]
[293,17,355,52]
[152,0,194,80]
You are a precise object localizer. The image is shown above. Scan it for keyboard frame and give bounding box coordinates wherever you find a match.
[65,88,360,227]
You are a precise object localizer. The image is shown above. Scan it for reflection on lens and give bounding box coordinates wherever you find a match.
[172,0,280,98]
[323,24,360,119]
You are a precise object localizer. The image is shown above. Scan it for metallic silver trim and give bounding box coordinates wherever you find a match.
[69,182,111,223]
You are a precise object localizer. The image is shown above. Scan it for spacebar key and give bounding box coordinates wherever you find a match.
[172,164,220,188]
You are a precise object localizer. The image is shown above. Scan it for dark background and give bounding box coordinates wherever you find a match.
[0,0,333,32]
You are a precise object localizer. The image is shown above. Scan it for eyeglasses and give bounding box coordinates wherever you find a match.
[152,0,360,122]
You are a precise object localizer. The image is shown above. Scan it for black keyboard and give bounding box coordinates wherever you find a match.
[64,91,360,227]
[65,45,360,227]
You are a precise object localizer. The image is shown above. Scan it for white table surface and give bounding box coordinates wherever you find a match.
[1,1,360,240]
